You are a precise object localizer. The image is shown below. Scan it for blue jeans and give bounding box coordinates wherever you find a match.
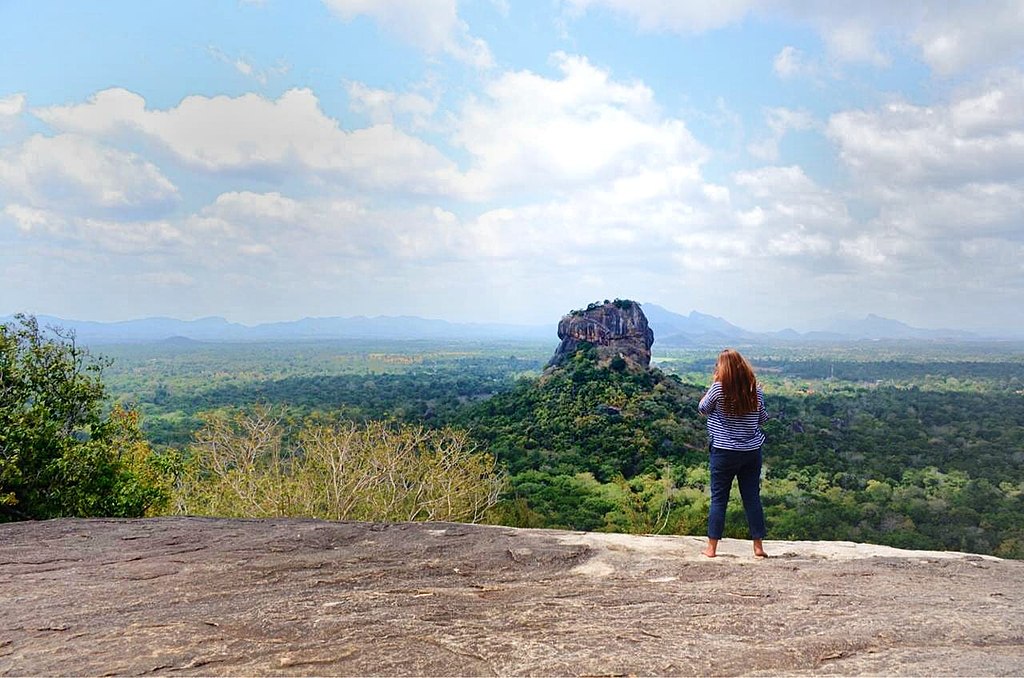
[708,446,766,540]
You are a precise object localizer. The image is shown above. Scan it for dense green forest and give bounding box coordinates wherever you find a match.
[6,319,1024,558]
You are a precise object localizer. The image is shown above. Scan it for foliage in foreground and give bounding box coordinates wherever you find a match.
[173,407,505,523]
[0,316,169,520]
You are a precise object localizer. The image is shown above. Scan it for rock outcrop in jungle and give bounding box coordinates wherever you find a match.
[547,299,654,371]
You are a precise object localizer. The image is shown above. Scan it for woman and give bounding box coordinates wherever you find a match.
[698,348,769,558]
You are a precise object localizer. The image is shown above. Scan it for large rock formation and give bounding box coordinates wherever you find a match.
[1,517,1022,676]
[547,299,654,370]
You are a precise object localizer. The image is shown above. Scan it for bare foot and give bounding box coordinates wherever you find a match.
[753,539,768,559]
[702,538,719,558]
[701,548,717,558]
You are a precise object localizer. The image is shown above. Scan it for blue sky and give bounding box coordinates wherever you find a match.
[2,1,1023,334]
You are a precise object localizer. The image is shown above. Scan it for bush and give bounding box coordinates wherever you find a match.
[173,407,506,523]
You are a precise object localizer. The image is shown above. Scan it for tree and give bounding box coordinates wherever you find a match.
[173,406,506,523]
[0,315,168,520]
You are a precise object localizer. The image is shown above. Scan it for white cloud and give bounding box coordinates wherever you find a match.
[187,191,348,259]
[811,67,1024,321]
[207,47,290,85]
[454,53,707,198]
[34,88,461,194]
[838,233,890,266]
[827,71,1024,189]
[185,190,467,266]
[912,1,1024,76]
[747,107,816,161]
[570,1,1024,76]
[0,133,179,216]
[1,202,189,255]
[78,217,190,254]
[773,46,815,80]
[733,165,820,199]
[202,191,309,234]
[3,204,60,234]
[564,0,756,34]
[322,0,493,68]
[346,81,438,128]
[874,182,1024,239]
[671,230,751,271]
[766,225,831,257]
[821,19,889,66]
[731,165,850,264]
[0,93,25,117]
[137,271,196,286]
[565,1,890,64]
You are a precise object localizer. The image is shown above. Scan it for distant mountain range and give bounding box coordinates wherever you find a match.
[641,305,984,345]
[1,305,1005,346]
[0,314,553,344]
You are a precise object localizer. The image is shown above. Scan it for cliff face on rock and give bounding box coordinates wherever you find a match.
[1,517,1022,676]
[547,299,655,371]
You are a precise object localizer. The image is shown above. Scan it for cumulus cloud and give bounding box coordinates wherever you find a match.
[34,88,461,194]
[875,183,1024,239]
[346,80,438,128]
[0,133,179,217]
[911,1,1024,76]
[322,0,493,68]
[569,1,1024,76]
[0,94,34,143]
[772,46,815,80]
[184,190,467,267]
[187,191,359,260]
[454,53,708,199]
[465,189,689,261]
[812,67,1024,324]
[827,71,1024,189]
[734,165,821,199]
[820,19,889,66]
[563,0,756,34]
[1,203,189,256]
[78,217,190,254]
[565,1,890,64]
[747,107,817,161]
[3,204,60,235]
[0,93,25,117]
[731,165,850,268]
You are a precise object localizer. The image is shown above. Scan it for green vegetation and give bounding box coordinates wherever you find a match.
[98,339,549,448]
[458,343,1024,557]
[0,316,169,520]
[5,314,1023,558]
[570,298,638,316]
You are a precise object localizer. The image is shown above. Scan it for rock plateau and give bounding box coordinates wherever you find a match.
[547,300,654,371]
[2,517,1022,676]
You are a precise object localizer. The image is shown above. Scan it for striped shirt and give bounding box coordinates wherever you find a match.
[698,382,768,451]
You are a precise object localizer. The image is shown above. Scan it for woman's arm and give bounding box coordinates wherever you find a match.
[698,382,720,415]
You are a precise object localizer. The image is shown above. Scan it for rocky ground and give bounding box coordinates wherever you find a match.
[1,517,1022,676]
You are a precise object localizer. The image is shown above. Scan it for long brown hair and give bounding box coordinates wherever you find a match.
[713,348,758,415]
